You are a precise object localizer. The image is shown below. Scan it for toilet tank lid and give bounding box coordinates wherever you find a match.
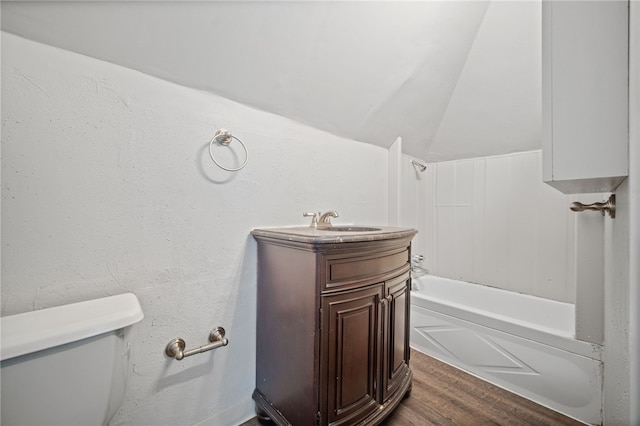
[1,293,144,361]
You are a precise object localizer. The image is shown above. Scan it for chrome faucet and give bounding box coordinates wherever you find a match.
[303,211,339,228]
[411,254,429,277]
[319,211,339,227]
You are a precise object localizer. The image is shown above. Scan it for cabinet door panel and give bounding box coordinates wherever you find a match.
[322,285,382,425]
[542,0,628,193]
[382,273,410,401]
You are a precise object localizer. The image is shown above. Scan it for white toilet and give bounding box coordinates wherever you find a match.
[1,293,144,426]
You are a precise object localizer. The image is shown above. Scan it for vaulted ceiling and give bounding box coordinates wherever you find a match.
[1,1,542,161]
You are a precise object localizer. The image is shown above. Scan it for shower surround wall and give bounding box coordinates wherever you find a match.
[1,33,389,425]
[401,151,606,304]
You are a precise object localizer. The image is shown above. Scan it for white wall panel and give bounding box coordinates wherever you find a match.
[482,156,511,288]
[455,206,475,281]
[455,159,474,205]
[400,150,606,304]
[435,206,457,278]
[435,161,456,206]
[508,154,539,295]
[471,159,487,284]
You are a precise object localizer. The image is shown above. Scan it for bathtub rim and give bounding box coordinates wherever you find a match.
[410,277,602,361]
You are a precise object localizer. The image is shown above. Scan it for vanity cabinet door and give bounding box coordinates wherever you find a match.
[381,273,411,402]
[321,284,383,426]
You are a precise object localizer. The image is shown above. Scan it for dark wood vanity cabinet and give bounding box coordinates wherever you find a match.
[251,228,416,426]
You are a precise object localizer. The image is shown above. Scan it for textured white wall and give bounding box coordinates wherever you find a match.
[603,2,640,423]
[1,33,389,425]
[401,151,607,304]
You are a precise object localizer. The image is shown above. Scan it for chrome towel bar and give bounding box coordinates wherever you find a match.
[165,327,228,361]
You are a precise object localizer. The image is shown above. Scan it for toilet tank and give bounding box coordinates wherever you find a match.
[1,293,144,426]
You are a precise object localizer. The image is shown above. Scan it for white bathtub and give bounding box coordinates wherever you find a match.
[410,275,602,425]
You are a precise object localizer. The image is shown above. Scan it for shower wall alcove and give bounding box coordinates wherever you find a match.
[396,0,628,348]
[399,149,607,342]
[396,149,607,424]
[393,5,629,422]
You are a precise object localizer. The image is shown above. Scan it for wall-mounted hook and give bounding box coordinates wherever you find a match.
[570,194,615,219]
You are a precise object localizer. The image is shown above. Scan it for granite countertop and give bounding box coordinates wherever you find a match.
[251,226,417,244]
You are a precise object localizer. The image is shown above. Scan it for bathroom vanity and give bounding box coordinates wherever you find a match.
[251,225,417,425]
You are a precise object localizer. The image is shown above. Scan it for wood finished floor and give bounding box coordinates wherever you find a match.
[240,349,583,426]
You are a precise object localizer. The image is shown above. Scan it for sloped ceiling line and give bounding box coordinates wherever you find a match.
[0,0,541,162]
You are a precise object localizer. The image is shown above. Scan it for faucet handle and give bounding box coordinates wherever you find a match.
[303,212,320,227]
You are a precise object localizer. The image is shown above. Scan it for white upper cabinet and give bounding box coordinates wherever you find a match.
[542,1,629,194]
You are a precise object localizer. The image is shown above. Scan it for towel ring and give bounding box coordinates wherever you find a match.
[209,129,249,171]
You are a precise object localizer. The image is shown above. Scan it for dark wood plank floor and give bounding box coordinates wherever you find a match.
[240,349,583,426]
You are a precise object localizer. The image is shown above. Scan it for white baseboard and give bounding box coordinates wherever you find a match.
[196,396,255,426]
